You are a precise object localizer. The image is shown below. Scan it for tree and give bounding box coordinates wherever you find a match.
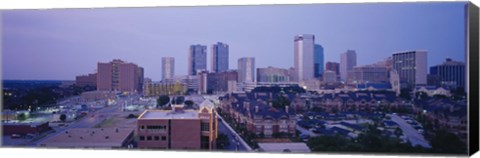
[271,94,290,109]
[399,88,412,100]
[60,114,67,122]
[429,130,466,154]
[157,95,170,107]
[184,100,194,107]
[17,113,27,121]
[216,133,231,149]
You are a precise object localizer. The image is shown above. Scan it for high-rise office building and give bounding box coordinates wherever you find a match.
[314,44,324,79]
[162,57,175,81]
[294,34,315,82]
[430,58,465,90]
[97,59,143,92]
[340,50,357,82]
[211,42,229,73]
[188,45,207,75]
[392,50,427,88]
[257,66,290,83]
[238,57,255,83]
[325,61,340,76]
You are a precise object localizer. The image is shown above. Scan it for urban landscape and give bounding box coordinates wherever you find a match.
[1,2,470,155]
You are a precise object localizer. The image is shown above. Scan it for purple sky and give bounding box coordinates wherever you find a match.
[2,2,467,81]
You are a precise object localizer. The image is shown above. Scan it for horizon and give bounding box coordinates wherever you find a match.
[2,2,467,81]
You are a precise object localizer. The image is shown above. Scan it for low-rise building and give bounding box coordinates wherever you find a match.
[136,99,218,150]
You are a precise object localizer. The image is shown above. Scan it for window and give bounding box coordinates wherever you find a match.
[146,125,167,132]
[139,136,145,141]
[147,136,152,141]
[201,122,210,131]
[154,136,160,141]
[161,136,167,141]
[141,126,145,130]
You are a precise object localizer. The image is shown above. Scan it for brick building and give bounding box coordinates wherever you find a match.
[136,98,217,150]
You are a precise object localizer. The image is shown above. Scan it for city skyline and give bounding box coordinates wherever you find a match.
[2,2,467,81]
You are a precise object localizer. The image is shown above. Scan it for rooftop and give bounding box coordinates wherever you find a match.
[138,110,199,119]
[39,128,133,148]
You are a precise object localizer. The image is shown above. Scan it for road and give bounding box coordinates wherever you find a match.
[389,113,431,148]
[217,116,249,151]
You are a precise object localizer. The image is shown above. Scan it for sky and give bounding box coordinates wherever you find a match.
[1,2,468,81]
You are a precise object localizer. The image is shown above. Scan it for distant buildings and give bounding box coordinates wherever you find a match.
[294,34,315,82]
[75,73,97,87]
[3,122,50,136]
[197,70,238,94]
[314,44,324,79]
[392,50,427,89]
[340,50,357,83]
[429,58,465,90]
[143,82,186,97]
[162,57,175,81]
[211,42,229,73]
[137,99,218,150]
[97,59,144,92]
[325,61,340,76]
[323,70,337,83]
[257,66,290,83]
[351,65,389,84]
[238,57,255,83]
[188,45,207,75]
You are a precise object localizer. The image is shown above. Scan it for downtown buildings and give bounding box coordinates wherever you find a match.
[188,45,208,75]
[392,50,427,89]
[429,58,466,90]
[238,57,256,83]
[340,50,357,83]
[211,42,229,73]
[162,57,175,81]
[97,59,144,92]
[294,34,315,82]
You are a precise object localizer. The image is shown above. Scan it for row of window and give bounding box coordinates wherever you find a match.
[139,135,167,141]
[140,125,167,132]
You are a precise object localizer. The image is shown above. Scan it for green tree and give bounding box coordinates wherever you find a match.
[17,113,27,121]
[429,130,466,154]
[184,100,194,107]
[157,95,170,107]
[271,94,290,109]
[60,114,67,122]
[216,133,231,149]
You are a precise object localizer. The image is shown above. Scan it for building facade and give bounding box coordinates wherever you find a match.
[97,59,144,92]
[75,73,97,87]
[238,57,255,83]
[137,99,218,150]
[325,61,340,76]
[314,44,324,79]
[294,34,315,82]
[143,82,186,97]
[162,57,175,81]
[340,50,357,82]
[188,45,207,75]
[429,58,465,90]
[257,66,290,83]
[211,42,229,73]
[392,50,427,89]
[351,65,389,84]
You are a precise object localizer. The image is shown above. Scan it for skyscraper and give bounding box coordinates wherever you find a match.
[162,57,175,81]
[294,34,315,82]
[392,50,427,88]
[188,45,207,75]
[340,50,357,82]
[430,58,465,90]
[238,57,255,83]
[314,44,324,79]
[97,59,143,92]
[211,42,229,73]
